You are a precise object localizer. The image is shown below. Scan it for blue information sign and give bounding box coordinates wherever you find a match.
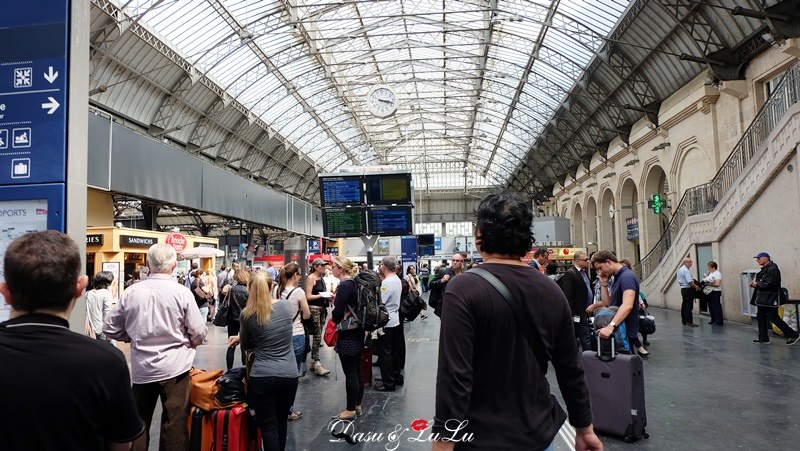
[0,1,69,186]
[401,236,417,259]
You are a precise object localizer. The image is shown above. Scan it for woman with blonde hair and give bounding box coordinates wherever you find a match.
[228,271,297,450]
[330,256,365,420]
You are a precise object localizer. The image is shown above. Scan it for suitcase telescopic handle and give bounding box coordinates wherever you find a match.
[596,334,616,361]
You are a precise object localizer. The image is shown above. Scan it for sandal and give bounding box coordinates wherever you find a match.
[331,410,357,421]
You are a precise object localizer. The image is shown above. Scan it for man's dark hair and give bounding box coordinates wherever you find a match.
[546,263,559,276]
[591,250,619,265]
[92,271,114,290]
[475,191,533,258]
[4,231,81,312]
[533,248,548,258]
[708,261,718,270]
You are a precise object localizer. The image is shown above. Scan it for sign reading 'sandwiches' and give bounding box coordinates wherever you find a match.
[120,235,157,247]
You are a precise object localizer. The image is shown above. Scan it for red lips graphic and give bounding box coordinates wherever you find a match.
[410,418,429,432]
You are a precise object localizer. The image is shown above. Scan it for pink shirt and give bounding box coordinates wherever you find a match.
[104,273,207,384]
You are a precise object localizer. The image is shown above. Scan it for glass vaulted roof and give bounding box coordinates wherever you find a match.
[127,0,631,192]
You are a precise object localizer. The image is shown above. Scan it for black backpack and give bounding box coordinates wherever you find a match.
[352,270,389,331]
[400,290,425,321]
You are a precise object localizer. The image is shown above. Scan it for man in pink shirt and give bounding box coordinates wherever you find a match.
[104,243,207,451]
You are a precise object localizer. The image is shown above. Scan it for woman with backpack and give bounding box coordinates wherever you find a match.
[226,269,250,369]
[329,256,365,421]
[273,262,311,421]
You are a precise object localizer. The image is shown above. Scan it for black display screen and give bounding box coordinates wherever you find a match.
[319,176,363,207]
[417,234,434,246]
[368,206,413,236]
[364,173,411,205]
[322,208,365,238]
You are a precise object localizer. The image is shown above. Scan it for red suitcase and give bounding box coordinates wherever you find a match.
[361,347,373,385]
[210,404,262,451]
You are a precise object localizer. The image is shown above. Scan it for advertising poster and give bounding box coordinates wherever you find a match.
[375,238,390,255]
[0,199,50,321]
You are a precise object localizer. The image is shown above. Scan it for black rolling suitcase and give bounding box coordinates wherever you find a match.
[581,337,648,442]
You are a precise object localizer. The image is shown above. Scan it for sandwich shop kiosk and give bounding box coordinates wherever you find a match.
[85,226,219,297]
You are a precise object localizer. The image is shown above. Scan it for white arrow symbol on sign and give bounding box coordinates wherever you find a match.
[42,97,60,114]
[44,66,59,84]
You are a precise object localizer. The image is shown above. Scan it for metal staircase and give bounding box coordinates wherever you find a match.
[638,60,800,280]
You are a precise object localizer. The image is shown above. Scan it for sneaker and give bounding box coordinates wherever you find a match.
[752,339,771,344]
[288,411,303,421]
[787,336,799,346]
[312,361,331,376]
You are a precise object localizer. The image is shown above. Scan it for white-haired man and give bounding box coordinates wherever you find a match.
[104,243,207,451]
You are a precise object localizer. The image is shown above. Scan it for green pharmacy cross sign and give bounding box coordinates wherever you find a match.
[647,194,666,214]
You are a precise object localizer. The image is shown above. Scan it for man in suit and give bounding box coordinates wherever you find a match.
[529,248,548,273]
[558,251,594,351]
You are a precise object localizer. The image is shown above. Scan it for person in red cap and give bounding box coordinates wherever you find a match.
[750,252,799,345]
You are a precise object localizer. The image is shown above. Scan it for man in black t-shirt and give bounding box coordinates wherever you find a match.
[0,231,144,451]
[433,192,602,451]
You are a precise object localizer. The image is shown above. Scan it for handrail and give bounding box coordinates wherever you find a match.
[637,60,800,280]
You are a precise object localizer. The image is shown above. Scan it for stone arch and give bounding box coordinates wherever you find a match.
[672,139,713,196]
[642,164,669,256]
[599,189,616,254]
[619,178,640,263]
[572,203,584,247]
[585,197,598,250]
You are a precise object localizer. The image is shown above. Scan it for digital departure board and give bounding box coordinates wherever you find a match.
[367,206,413,236]
[365,173,411,205]
[322,207,365,238]
[319,175,364,208]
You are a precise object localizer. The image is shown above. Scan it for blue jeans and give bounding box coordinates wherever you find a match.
[289,334,305,412]
[292,334,305,374]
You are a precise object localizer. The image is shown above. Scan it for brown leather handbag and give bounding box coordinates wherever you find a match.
[189,368,224,412]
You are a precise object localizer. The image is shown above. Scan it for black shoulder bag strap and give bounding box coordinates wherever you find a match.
[469,267,548,375]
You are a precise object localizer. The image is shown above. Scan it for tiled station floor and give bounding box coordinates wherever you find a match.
[120,294,800,450]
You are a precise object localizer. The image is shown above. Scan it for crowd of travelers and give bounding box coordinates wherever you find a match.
[2,191,797,450]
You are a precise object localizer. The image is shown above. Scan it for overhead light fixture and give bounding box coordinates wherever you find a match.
[624,159,639,166]
[652,142,670,151]
[603,172,616,179]
[586,182,597,188]
[89,86,108,96]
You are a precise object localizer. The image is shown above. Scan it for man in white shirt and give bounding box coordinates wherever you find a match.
[375,256,403,392]
[676,257,700,326]
[104,244,207,451]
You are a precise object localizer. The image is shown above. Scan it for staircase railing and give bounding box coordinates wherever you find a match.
[638,60,800,280]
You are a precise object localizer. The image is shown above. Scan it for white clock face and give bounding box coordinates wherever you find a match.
[367,85,397,118]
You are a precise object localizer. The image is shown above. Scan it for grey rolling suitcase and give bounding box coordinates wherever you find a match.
[581,337,648,442]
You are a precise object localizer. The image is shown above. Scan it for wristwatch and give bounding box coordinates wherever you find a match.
[610,321,617,330]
